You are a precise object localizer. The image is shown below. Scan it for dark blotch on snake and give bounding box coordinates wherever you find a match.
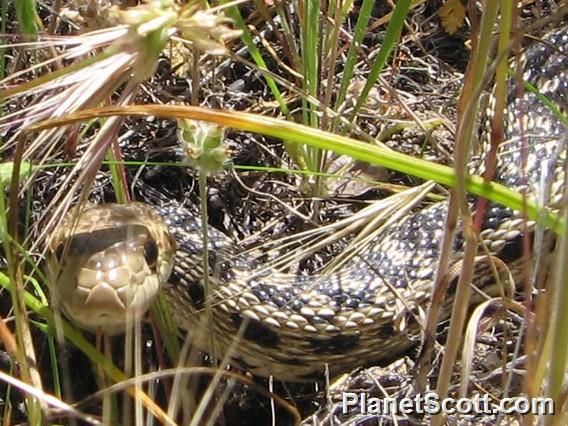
[207,251,217,270]
[447,274,459,296]
[482,205,515,230]
[188,283,205,310]
[498,233,524,264]
[170,271,205,310]
[377,323,397,340]
[307,334,360,355]
[252,284,293,308]
[217,260,234,282]
[230,313,280,348]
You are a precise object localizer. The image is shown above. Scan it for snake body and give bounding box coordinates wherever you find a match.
[47,26,567,381]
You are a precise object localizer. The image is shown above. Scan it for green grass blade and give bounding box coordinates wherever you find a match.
[333,0,374,115]
[15,0,38,35]
[219,1,289,115]
[25,104,565,235]
[0,0,7,79]
[300,0,320,130]
[349,0,411,120]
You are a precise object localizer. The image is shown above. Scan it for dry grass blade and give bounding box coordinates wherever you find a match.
[250,182,436,276]
[431,4,503,424]
[323,182,437,274]
[0,370,100,425]
[72,368,301,425]
[460,298,526,397]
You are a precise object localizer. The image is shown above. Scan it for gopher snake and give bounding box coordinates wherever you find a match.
[47,26,567,381]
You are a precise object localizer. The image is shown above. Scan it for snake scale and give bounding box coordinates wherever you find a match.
[47,25,567,381]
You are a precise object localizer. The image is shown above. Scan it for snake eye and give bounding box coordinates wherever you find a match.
[143,239,159,271]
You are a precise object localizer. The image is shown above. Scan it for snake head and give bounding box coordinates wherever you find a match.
[46,202,175,335]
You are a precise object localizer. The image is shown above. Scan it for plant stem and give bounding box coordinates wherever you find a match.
[199,170,217,362]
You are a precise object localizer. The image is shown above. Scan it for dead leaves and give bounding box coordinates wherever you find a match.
[439,0,466,35]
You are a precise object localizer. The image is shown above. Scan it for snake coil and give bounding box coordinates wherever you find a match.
[47,26,567,381]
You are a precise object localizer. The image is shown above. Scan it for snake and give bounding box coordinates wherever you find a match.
[46,25,567,382]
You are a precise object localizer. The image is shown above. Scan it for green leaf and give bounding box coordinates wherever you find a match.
[0,161,35,186]
[15,0,39,35]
